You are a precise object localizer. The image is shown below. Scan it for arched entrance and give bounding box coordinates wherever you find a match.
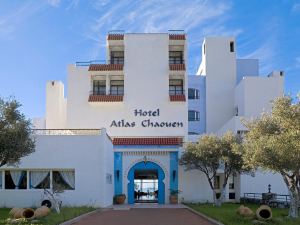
[127,161,165,204]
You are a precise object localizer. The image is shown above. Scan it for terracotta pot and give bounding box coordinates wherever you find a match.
[116,195,126,204]
[169,195,178,204]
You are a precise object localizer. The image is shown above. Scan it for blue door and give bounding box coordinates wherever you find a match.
[127,161,165,204]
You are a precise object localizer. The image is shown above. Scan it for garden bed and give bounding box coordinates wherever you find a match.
[186,203,300,225]
[0,207,95,225]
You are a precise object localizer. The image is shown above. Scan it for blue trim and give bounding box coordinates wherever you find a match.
[114,145,179,149]
[127,161,165,204]
[114,152,123,195]
[170,152,178,192]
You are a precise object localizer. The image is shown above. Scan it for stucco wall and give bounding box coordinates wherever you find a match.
[0,129,113,208]
[66,34,187,139]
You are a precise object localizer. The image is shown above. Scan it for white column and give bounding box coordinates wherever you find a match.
[106,75,110,95]
[50,170,53,190]
[1,171,4,189]
[27,170,30,189]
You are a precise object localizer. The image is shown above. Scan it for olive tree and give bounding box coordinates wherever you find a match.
[180,133,245,206]
[0,97,35,167]
[243,96,300,218]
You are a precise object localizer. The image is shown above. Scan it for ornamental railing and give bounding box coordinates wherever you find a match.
[33,129,101,136]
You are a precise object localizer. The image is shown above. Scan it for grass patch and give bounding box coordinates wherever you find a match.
[0,207,95,225]
[187,203,300,225]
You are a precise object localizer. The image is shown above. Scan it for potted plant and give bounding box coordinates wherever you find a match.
[169,189,182,204]
[114,194,126,204]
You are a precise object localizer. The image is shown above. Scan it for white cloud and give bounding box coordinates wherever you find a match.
[0,1,45,40]
[83,0,240,60]
[47,0,61,7]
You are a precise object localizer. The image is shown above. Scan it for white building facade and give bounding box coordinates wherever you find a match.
[0,32,286,207]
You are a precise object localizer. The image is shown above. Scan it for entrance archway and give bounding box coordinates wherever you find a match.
[127,161,165,204]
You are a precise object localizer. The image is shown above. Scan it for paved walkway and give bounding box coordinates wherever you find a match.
[73,208,215,225]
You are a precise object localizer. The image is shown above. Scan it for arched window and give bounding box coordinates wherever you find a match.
[188,110,200,121]
[188,88,200,99]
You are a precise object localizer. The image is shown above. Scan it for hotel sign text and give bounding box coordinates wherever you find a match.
[110,109,184,128]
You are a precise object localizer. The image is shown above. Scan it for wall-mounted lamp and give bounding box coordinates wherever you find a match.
[116,170,120,181]
[173,170,176,181]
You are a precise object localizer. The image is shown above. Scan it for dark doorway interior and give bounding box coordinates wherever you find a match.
[134,169,158,203]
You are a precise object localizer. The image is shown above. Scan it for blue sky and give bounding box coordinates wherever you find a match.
[0,0,299,118]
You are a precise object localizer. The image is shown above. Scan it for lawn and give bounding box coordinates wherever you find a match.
[187,203,300,225]
[0,207,95,225]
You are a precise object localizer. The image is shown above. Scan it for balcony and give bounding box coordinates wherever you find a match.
[107,30,124,41]
[76,59,124,71]
[169,90,186,102]
[88,90,124,102]
[168,30,186,40]
[169,62,185,71]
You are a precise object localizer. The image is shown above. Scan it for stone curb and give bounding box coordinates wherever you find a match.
[59,208,103,225]
[184,205,224,225]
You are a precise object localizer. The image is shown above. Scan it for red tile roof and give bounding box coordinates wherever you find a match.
[169,34,186,40]
[113,137,183,145]
[169,64,186,70]
[107,34,124,40]
[88,95,123,102]
[88,64,123,71]
[170,95,186,102]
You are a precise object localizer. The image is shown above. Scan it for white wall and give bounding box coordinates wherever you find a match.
[46,81,66,129]
[241,171,288,195]
[235,75,284,118]
[200,37,236,133]
[0,129,113,208]
[179,168,213,203]
[66,34,187,139]
[236,59,259,84]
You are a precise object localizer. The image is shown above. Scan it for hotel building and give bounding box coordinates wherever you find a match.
[0,31,286,207]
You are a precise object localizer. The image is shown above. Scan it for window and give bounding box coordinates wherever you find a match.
[5,171,27,189]
[110,80,124,95]
[188,110,200,121]
[188,88,200,99]
[229,176,234,189]
[169,79,184,95]
[188,131,199,135]
[93,80,106,95]
[53,171,75,190]
[214,175,220,189]
[169,51,183,64]
[110,51,124,64]
[230,41,234,52]
[229,193,236,199]
[30,171,50,189]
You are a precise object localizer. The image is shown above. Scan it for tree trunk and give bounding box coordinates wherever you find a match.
[281,173,299,218]
[288,189,299,218]
[219,187,227,206]
[212,189,217,206]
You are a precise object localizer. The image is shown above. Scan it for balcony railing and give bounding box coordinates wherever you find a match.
[169,30,186,40]
[169,90,184,95]
[169,89,186,102]
[33,129,101,135]
[76,60,124,67]
[169,59,184,64]
[90,89,124,96]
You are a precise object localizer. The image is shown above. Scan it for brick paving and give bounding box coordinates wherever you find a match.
[73,208,215,225]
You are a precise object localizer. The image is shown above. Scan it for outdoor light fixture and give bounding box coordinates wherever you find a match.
[116,170,120,181]
[173,170,176,181]
[268,184,271,193]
